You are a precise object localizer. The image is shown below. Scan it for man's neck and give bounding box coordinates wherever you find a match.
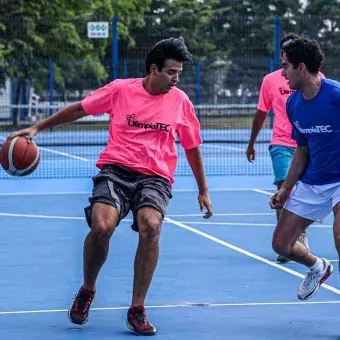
[142,76,161,95]
[301,75,322,100]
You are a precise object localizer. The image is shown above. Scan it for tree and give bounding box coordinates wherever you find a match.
[0,0,151,124]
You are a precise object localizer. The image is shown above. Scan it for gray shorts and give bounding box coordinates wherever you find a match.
[84,164,172,231]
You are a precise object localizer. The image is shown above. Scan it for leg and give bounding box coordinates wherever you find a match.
[127,174,171,336]
[69,165,132,325]
[268,145,307,262]
[83,202,119,291]
[132,206,163,306]
[276,181,309,261]
[332,202,340,270]
[269,145,295,220]
[126,206,163,336]
[273,208,333,300]
[275,180,291,263]
[68,203,119,325]
[272,208,314,265]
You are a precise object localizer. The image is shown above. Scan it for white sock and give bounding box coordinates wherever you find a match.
[310,257,324,273]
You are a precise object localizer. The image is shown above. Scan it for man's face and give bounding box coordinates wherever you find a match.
[151,59,182,94]
[281,53,301,90]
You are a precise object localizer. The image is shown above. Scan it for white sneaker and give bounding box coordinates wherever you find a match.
[297,258,333,300]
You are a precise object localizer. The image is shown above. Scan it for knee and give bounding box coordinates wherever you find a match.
[272,236,291,257]
[334,233,340,254]
[138,214,162,241]
[91,215,116,239]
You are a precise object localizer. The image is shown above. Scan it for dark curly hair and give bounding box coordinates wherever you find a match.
[282,37,324,74]
[145,37,193,74]
[280,32,300,49]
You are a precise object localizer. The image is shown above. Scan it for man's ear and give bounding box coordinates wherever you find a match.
[150,64,157,76]
[299,62,306,73]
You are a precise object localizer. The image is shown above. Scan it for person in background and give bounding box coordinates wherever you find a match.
[246,33,324,262]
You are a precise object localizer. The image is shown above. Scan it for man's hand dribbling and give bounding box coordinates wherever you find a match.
[9,126,39,140]
[198,192,213,219]
[269,188,291,210]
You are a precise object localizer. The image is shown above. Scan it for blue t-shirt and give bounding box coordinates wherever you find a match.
[287,78,340,185]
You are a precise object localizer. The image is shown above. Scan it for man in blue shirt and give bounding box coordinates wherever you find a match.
[269,37,340,300]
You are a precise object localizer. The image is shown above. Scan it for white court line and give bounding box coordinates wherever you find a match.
[39,147,89,162]
[167,213,275,217]
[0,300,340,316]
[171,221,275,226]
[0,212,334,228]
[0,136,89,162]
[0,213,86,220]
[0,192,90,196]
[0,213,132,222]
[164,217,340,296]
[252,188,274,196]
[0,188,274,196]
[167,221,333,228]
[202,144,244,152]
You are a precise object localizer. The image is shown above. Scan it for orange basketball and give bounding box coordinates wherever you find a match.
[0,136,40,176]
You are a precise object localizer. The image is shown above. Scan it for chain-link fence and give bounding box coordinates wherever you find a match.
[1,15,340,178]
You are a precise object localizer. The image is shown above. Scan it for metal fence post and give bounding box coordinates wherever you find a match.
[49,59,53,117]
[112,16,119,80]
[269,58,274,73]
[274,16,281,70]
[123,59,128,78]
[196,59,201,121]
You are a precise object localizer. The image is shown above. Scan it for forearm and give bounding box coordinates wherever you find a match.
[248,109,268,145]
[185,146,208,194]
[35,101,88,132]
[282,146,309,191]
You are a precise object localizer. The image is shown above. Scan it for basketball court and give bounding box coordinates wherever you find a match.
[0,174,339,339]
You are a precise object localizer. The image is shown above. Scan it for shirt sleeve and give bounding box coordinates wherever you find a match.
[286,95,308,146]
[257,76,272,112]
[81,81,118,116]
[318,71,325,79]
[177,100,203,150]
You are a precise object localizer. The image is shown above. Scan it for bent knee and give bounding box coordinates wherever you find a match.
[138,213,162,239]
[272,237,291,256]
[91,215,117,238]
[90,203,119,238]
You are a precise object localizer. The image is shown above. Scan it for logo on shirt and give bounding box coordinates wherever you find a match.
[278,87,295,95]
[293,121,332,134]
[126,114,170,132]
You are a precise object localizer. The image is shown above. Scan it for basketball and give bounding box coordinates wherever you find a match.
[0,136,40,176]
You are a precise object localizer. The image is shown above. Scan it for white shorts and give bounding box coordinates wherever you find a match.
[285,181,340,222]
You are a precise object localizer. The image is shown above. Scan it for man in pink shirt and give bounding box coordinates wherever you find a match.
[10,37,213,336]
[246,33,307,262]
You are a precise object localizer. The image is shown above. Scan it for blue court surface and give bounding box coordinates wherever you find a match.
[0,129,274,178]
[0,175,339,340]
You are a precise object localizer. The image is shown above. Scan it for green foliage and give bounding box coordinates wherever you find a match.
[0,0,151,96]
[1,0,340,106]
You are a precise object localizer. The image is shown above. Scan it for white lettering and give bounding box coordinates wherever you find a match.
[293,121,332,134]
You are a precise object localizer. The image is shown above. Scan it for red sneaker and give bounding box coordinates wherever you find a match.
[126,305,156,336]
[68,287,95,325]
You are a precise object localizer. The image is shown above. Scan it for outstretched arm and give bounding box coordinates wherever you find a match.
[10,101,89,139]
[185,146,213,219]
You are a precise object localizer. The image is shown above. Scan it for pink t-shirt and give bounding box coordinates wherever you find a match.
[258,69,325,147]
[81,78,202,184]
